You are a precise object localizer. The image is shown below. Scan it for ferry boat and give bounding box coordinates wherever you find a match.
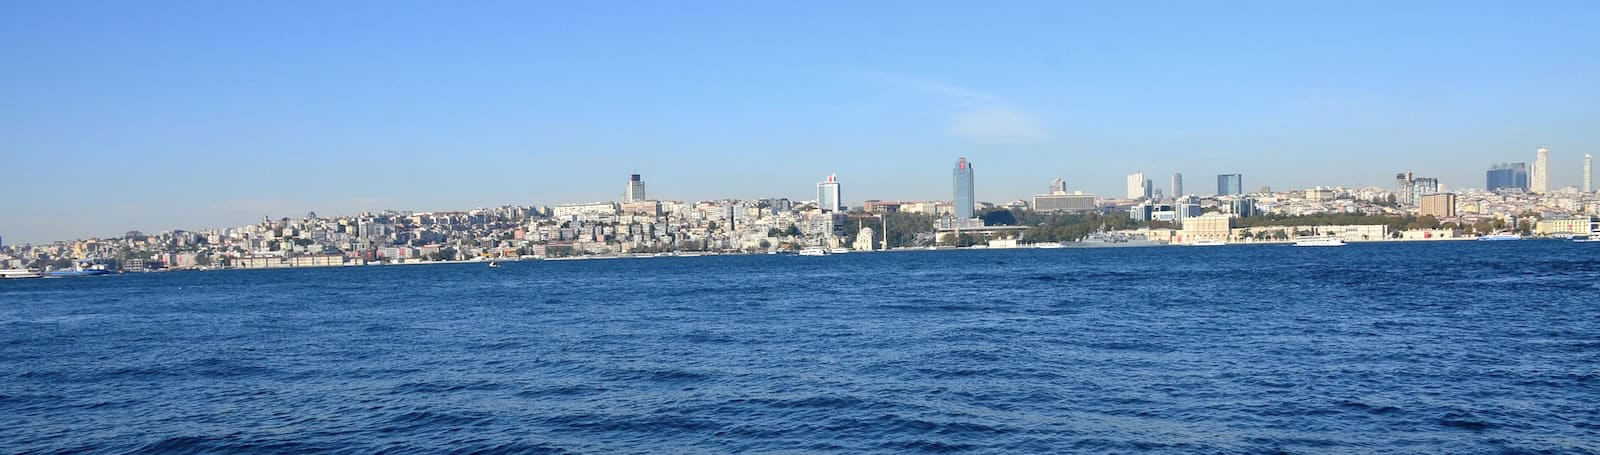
[44,262,114,277]
[1478,232,1523,241]
[1189,239,1226,246]
[1,269,42,279]
[45,269,113,277]
[1294,235,1346,247]
[797,247,829,256]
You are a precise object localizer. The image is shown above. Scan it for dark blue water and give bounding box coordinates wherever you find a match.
[3,242,1598,453]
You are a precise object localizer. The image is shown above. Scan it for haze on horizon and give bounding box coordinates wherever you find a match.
[3,1,1598,244]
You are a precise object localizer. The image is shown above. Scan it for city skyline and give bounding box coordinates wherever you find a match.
[6,155,1600,245]
[4,2,1600,243]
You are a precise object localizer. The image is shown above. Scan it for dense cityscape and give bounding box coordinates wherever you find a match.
[2,149,1597,274]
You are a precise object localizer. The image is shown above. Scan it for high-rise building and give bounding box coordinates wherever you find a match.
[1395,172,1415,204]
[1411,177,1439,203]
[953,158,975,219]
[1216,174,1243,196]
[1419,193,1457,219]
[1126,172,1149,200]
[1171,173,1183,199]
[1486,163,1530,191]
[817,174,842,213]
[1035,177,1095,212]
[1229,197,1258,218]
[1585,154,1593,193]
[624,174,645,203]
[1532,147,1550,193]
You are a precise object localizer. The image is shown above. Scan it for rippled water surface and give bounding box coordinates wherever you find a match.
[3,242,1599,453]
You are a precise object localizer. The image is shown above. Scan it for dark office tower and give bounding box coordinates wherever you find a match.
[1486,163,1529,191]
[1216,174,1243,196]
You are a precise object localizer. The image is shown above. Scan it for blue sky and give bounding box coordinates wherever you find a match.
[3,1,1598,243]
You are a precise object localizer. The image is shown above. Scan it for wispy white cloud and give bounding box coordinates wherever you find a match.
[858,71,1003,103]
[859,70,1049,145]
[947,108,1048,145]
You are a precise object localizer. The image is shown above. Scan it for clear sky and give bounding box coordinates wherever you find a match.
[3,1,1598,244]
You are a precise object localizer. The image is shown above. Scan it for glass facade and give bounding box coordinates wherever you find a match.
[1216,174,1243,195]
[953,158,975,219]
[1486,163,1529,191]
[817,175,841,212]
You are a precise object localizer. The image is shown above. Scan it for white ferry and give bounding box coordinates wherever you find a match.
[1294,235,1346,247]
[1,269,43,279]
[1478,232,1522,241]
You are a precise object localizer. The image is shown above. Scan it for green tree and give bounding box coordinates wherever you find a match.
[980,209,1017,226]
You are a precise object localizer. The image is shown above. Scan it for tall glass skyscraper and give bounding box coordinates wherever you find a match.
[1532,147,1549,193]
[817,174,841,212]
[1216,174,1243,195]
[953,157,975,219]
[624,174,645,203]
[1585,154,1592,193]
[1486,163,1529,191]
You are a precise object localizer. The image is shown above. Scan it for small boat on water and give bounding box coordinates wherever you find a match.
[1478,232,1523,241]
[46,269,113,277]
[797,247,829,256]
[1294,235,1346,247]
[1,269,43,279]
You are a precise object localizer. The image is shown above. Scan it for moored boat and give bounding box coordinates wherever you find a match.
[1294,235,1346,247]
[45,269,113,277]
[1478,232,1522,241]
[1,269,43,279]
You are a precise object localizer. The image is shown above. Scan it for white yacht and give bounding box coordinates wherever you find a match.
[1294,235,1346,247]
